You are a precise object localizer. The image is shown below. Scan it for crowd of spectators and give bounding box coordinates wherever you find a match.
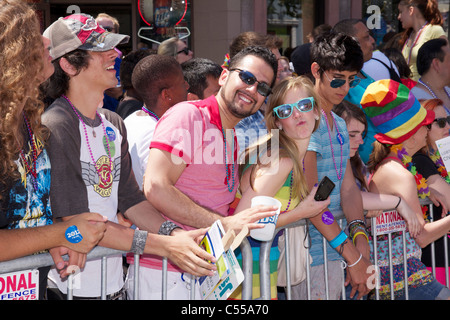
[0,0,449,301]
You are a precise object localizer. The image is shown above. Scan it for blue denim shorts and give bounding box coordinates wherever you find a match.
[396,278,450,300]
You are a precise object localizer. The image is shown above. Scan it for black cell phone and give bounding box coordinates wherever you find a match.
[314,176,335,201]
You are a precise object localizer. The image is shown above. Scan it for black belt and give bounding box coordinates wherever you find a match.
[48,287,126,300]
[71,288,126,300]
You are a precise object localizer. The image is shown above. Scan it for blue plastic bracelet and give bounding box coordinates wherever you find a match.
[329,230,348,249]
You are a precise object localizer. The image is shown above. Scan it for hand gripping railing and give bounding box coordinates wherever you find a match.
[0,239,254,300]
[257,209,345,300]
[159,237,254,300]
[1,198,445,301]
[257,198,449,300]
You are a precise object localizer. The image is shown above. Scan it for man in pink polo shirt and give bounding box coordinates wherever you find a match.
[127,46,279,299]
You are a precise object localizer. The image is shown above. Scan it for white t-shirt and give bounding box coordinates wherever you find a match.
[411,86,434,101]
[362,50,400,81]
[124,110,158,190]
[43,97,145,297]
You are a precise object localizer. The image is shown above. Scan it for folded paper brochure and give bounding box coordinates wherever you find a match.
[198,220,245,300]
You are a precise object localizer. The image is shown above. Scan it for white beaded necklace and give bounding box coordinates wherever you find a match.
[418,78,450,114]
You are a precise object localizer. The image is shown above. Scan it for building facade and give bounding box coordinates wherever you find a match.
[31,0,449,65]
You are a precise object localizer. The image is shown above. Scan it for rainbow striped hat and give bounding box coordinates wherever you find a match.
[361,79,434,145]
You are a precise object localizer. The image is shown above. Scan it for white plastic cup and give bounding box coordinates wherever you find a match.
[249,196,282,241]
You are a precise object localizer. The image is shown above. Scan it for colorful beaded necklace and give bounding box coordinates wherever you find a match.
[402,22,428,65]
[62,95,112,184]
[418,79,450,100]
[142,106,159,121]
[321,110,343,180]
[19,112,38,190]
[222,127,236,192]
[390,144,430,199]
[281,159,306,213]
[418,78,450,114]
[430,149,450,184]
[282,171,294,213]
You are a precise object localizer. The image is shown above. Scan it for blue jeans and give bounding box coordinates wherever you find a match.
[396,279,450,300]
[368,278,450,300]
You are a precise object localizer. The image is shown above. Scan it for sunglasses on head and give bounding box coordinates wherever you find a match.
[177,47,190,55]
[432,116,450,128]
[323,71,361,88]
[229,68,272,97]
[273,97,315,119]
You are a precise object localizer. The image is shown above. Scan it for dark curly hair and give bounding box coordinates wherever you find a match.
[310,31,364,76]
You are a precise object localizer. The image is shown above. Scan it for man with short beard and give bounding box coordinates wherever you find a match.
[142,46,279,299]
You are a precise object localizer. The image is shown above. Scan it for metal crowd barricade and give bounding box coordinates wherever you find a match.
[0,239,254,300]
[370,198,449,300]
[258,210,347,300]
[426,198,450,288]
[258,198,450,300]
[0,246,128,300]
[1,198,447,301]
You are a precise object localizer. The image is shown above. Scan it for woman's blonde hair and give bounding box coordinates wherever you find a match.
[157,36,180,57]
[240,76,320,199]
[0,0,48,193]
[96,13,120,32]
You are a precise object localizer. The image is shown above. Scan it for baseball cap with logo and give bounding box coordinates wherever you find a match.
[44,13,129,60]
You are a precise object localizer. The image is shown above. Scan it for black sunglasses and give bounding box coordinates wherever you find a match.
[229,68,272,97]
[432,116,450,129]
[177,47,190,55]
[101,26,114,32]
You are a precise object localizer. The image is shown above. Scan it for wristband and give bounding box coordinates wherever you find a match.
[158,220,181,236]
[347,253,363,268]
[352,231,369,245]
[348,219,366,229]
[329,230,348,249]
[131,229,148,255]
[348,220,367,240]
